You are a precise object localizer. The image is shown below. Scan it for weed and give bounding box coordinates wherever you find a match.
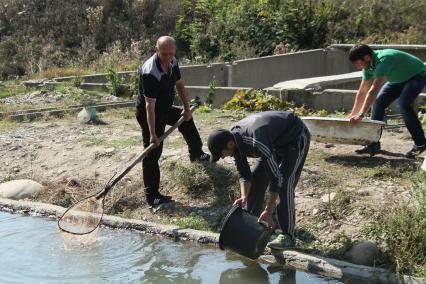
[172,163,212,193]
[2,175,14,182]
[85,137,107,146]
[106,68,129,97]
[109,137,139,148]
[26,67,91,80]
[328,189,354,220]
[362,174,426,276]
[190,96,202,107]
[70,76,82,87]
[197,104,212,113]
[0,120,19,132]
[161,213,209,231]
[117,209,133,219]
[121,109,133,119]
[206,80,217,105]
[85,136,139,148]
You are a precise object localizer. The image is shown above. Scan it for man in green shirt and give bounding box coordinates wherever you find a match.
[348,44,426,158]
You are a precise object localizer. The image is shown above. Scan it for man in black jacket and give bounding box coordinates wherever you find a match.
[136,36,209,207]
[208,111,310,249]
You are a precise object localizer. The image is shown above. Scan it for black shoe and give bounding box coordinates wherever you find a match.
[405,144,426,159]
[190,152,210,162]
[147,194,173,207]
[354,142,381,156]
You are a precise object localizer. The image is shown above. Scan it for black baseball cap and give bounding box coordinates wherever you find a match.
[207,129,233,162]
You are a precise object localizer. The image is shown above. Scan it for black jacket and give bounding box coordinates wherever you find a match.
[230,111,304,192]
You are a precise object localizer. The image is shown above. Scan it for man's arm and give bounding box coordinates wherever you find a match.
[258,191,278,228]
[145,98,159,145]
[350,77,385,122]
[350,79,373,116]
[233,151,252,208]
[176,80,191,121]
[234,180,251,208]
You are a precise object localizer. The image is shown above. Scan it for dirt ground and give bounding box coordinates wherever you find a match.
[1,108,424,255]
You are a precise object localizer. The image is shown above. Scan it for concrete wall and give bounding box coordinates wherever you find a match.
[186,86,250,108]
[180,63,228,86]
[229,50,327,88]
[228,48,356,89]
[45,44,426,89]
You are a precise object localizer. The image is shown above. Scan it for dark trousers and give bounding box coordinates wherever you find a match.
[371,74,426,146]
[246,126,310,240]
[135,106,204,199]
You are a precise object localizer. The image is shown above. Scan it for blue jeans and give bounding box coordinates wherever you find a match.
[371,74,426,146]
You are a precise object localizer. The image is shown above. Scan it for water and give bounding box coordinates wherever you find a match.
[0,212,341,284]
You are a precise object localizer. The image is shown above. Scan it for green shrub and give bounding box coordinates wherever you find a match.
[106,68,130,97]
[224,89,289,111]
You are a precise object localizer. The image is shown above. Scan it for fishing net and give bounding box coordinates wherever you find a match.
[58,195,104,235]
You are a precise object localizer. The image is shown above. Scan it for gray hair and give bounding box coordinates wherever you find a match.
[156,36,176,49]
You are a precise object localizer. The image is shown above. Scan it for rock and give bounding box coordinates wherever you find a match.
[77,108,91,124]
[344,241,379,266]
[325,143,335,148]
[421,157,426,172]
[0,179,44,200]
[312,208,320,216]
[321,192,336,203]
[66,177,81,187]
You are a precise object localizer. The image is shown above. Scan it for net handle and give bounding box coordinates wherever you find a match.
[95,106,196,199]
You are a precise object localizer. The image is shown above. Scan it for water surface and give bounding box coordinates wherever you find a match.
[0,212,341,284]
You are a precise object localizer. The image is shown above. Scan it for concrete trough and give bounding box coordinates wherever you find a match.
[301,117,385,145]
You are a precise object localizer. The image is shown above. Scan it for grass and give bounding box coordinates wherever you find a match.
[160,213,209,231]
[0,120,20,132]
[85,137,107,146]
[328,189,354,220]
[168,161,239,205]
[0,82,28,99]
[1,175,15,182]
[109,137,140,148]
[25,67,93,80]
[362,173,426,277]
[85,136,140,148]
[102,108,136,120]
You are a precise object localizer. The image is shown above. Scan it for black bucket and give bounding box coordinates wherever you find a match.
[219,206,272,259]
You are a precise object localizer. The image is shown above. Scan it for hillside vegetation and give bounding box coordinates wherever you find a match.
[0,0,425,79]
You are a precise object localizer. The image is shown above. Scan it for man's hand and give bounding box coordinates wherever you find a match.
[233,196,247,208]
[258,210,275,229]
[181,108,192,121]
[349,114,363,123]
[150,134,160,146]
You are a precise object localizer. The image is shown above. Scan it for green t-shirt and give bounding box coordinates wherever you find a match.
[362,49,426,83]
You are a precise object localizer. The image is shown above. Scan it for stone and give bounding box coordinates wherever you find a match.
[421,157,426,172]
[77,107,97,124]
[321,192,336,203]
[77,108,91,123]
[344,241,379,266]
[0,179,44,200]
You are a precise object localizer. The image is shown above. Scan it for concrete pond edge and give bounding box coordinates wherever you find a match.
[0,197,424,284]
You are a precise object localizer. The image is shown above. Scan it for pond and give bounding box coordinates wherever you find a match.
[0,212,342,283]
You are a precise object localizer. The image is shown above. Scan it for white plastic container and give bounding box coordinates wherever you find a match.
[301,117,385,145]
